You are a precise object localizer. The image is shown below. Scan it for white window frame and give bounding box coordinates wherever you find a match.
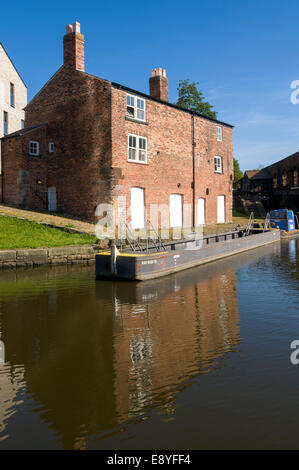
[128,134,147,164]
[214,156,223,174]
[49,142,54,153]
[126,94,146,122]
[29,141,39,156]
[216,126,222,142]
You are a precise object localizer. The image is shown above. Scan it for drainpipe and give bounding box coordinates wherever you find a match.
[192,113,196,230]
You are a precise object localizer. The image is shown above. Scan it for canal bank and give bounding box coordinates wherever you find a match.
[0,245,97,269]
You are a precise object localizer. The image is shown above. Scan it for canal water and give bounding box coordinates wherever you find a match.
[0,239,298,450]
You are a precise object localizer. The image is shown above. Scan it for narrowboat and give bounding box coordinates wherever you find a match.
[270,209,299,238]
[95,227,281,281]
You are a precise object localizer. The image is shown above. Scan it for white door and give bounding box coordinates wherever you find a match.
[170,194,183,227]
[131,187,145,229]
[197,198,205,225]
[48,187,57,211]
[217,195,225,223]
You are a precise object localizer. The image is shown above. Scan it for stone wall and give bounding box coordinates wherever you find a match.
[0,245,96,270]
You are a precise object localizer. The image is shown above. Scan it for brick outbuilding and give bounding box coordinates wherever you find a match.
[1,22,234,234]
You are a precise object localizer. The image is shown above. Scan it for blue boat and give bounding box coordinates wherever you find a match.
[270,209,296,231]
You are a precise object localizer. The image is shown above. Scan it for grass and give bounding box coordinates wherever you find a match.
[0,215,97,250]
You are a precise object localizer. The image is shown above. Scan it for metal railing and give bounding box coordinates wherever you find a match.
[245,212,255,236]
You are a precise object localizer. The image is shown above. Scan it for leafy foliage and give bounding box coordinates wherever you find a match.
[233,158,243,188]
[176,79,217,120]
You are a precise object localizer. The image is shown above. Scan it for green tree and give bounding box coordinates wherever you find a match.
[233,158,243,188]
[176,79,217,120]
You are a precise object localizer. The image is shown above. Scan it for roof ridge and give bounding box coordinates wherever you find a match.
[0,41,27,88]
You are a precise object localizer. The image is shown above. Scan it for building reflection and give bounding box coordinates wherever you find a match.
[0,256,242,449]
[111,265,240,423]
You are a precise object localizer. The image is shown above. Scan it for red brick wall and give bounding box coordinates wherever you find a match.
[111,86,233,226]
[2,67,233,226]
[266,152,299,189]
[3,67,113,220]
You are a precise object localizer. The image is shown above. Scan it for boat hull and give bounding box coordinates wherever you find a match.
[96,230,281,281]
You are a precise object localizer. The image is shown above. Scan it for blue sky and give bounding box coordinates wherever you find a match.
[1,0,299,171]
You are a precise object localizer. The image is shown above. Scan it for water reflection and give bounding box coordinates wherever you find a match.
[0,241,294,449]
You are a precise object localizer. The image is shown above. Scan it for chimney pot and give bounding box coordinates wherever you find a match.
[66,24,73,34]
[72,21,81,33]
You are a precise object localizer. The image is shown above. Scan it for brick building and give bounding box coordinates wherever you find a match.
[1,22,234,232]
[242,152,299,212]
[0,41,27,199]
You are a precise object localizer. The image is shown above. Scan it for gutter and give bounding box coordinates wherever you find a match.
[111,82,234,129]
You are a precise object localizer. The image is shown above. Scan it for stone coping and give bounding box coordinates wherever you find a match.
[0,245,97,269]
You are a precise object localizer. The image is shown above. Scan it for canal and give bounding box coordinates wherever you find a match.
[0,239,298,449]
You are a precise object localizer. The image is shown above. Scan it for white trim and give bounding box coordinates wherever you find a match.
[216,126,222,142]
[214,156,223,173]
[126,94,146,122]
[29,141,39,156]
[128,133,148,164]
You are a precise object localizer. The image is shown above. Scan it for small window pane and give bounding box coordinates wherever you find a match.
[139,150,146,161]
[137,109,144,120]
[137,99,144,109]
[127,96,134,106]
[127,106,135,118]
[129,148,136,160]
[139,138,146,149]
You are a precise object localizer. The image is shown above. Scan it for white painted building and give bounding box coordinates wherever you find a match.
[0,42,27,172]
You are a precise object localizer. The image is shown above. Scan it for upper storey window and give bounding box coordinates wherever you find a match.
[29,141,39,156]
[216,126,222,142]
[128,134,147,163]
[10,83,15,107]
[214,156,223,173]
[126,94,146,122]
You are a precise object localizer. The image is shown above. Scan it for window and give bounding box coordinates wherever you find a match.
[214,156,223,173]
[128,134,147,163]
[10,83,15,107]
[49,142,54,153]
[293,168,298,186]
[273,174,277,189]
[21,119,25,129]
[29,141,39,156]
[216,126,222,142]
[282,169,287,187]
[126,94,146,121]
[3,112,8,136]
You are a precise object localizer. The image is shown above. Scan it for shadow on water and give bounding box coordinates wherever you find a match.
[0,240,297,449]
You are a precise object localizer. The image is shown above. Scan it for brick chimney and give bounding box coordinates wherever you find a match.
[63,21,85,71]
[149,68,168,102]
